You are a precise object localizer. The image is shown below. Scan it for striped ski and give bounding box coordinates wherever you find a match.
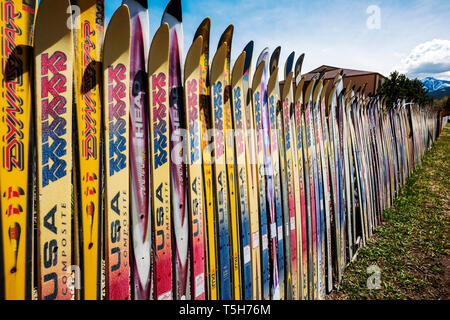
[124,0,152,300]
[272,53,292,300]
[0,0,36,300]
[285,52,303,301]
[72,0,104,300]
[280,71,297,300]
[103,5,131,300]
[252,61,270,301]
[218,25,241,300]
[230,51,252,300]
[34,0,74,300]
[242,41,262,300]
[257,48,279,300]
[194,17,217,300]
[184,36,206,300]
[304,79,318,299]
[148,23,172,300]
[210,43,231,300]
[294,74,309,300]
[268,47,285,300]
[161,0,189,300]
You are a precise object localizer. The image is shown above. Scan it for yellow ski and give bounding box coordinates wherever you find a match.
[218,25,241,299]
[194,17,217,300]
[184,35,206,300]
[210,43,231,300]
[72,0,104,300]
[148,23,172,300]
[34,0,74,300]
[0,0,36,300]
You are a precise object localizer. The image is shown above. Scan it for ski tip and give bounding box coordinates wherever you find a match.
[218,24,234,51]
[294,53,305,79]
[267,66,279,95]
[318,68,327,81]
[162,0,182,23]
[361,83,368,98]
[243,41,254,72]
[243,40,254,54]
[284,52,295,80]
[294,76,305,103]
[34,0,72,54]
[102,5,130,65]
[321,80,330,101]
[232,51,246,89]
[148,23,170,75]
[211,42,228,84]
[252,60,265,93]
[328,82,337,107]
[270,46,281,75]
[194,17,211,41]
[281,71,294,100]
[185,36,203,81]
[257,47,270,65]
[333,71,342,86]
[305,77,316,102]
[281,71,293,101]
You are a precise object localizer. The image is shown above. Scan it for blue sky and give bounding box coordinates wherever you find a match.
[75,1,450,80]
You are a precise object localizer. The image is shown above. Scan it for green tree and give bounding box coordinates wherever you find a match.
[377,71,431,108]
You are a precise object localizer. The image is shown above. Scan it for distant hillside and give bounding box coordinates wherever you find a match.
[428,87,450,100]
[421,77,450,92]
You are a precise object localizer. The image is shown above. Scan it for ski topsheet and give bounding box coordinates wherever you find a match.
[267,67,283,300]
[252,61,270,301]
[285,54,303,301]
[281,71,297,300]
[72,0,104,300]
[194,17,217,300]
[161,0,189,300]
[304,79,318,299]
[231,51,252,300]
[34,0,73,300]
[218,25,241,300]
[210,43,231,300]
[0,0,36,300]
[242,41,262,300]
[268,47,285,301]
[148,23,172,300]
[124,0,152,300]
[103,5,130,300]
[294,76,309,300]
[184,35,206,300]
[270,48,292,301]
[256,48,279,300]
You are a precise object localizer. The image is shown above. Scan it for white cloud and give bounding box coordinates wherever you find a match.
[396,39,450,80]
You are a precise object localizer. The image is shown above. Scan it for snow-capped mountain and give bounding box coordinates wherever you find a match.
[421,77,450,92]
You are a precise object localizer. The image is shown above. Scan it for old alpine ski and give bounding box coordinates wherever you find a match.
[124,0,152,300]
[161,0,189,300]
[184,35,206,300]
[34,0,74,300]
[148,23,172,300]
[103,5,131,300]
[231,51,252,300]
[0,0,36,300]
[72,0,104,300]
[210,43,231,300]
[193,17,217,300]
